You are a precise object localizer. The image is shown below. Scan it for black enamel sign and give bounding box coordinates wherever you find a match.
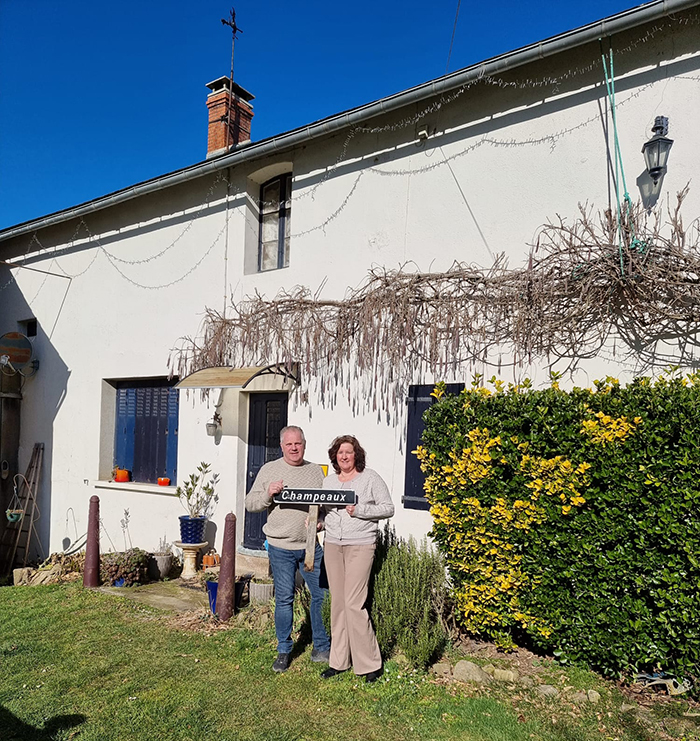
[273,487,357,506]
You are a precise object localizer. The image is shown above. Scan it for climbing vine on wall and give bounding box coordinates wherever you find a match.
[172,189,699,418]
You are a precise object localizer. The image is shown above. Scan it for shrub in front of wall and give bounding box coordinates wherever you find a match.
[417,374,700,679]
[370,525,449,669]
[100,548,149,587]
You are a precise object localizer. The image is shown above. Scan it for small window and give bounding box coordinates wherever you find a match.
[404,383,465,510]
[18,318,37,337]
[114,379,178,484]
[259,174,291,271]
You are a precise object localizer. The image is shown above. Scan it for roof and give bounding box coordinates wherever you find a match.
[0,0,697,244]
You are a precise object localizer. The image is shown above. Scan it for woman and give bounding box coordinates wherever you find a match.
[320,435,394,683]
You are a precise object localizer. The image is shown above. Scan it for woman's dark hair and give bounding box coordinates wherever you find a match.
[328,435,366,474]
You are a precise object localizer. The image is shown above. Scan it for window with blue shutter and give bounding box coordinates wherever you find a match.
[404,383,465,510]
[114,379,178,484]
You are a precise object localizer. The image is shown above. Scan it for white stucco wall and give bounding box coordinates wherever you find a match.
[1,13,699,560]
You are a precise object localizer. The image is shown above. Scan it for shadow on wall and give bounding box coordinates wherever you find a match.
[204,519,218,552]
[0,705,85,740]
[0,265,71,564]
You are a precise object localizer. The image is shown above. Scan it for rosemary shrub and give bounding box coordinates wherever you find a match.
[370,526,448,669]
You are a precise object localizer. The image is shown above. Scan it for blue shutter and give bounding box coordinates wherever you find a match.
[114,387,136,473]
[404,383,464,510]
[166,387,178,483]
[114,382,178,484]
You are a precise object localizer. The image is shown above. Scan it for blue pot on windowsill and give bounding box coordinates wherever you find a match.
[179,515,207,544]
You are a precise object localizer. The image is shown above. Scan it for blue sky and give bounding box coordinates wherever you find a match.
[0,0,641,230]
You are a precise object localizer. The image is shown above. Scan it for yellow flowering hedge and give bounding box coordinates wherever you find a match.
[418,372,700,679]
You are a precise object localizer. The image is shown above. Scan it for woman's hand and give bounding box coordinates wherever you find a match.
[345,504,356,517]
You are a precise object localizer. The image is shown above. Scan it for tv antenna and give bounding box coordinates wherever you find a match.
[221,8,242,85]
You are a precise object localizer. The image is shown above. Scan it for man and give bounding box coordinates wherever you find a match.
[245,425,330,672]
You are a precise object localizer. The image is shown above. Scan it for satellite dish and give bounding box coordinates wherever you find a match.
[0,332,33,373]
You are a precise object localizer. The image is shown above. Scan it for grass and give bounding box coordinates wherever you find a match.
[0,583,696,741]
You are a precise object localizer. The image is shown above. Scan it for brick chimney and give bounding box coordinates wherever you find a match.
[205,76,255,158]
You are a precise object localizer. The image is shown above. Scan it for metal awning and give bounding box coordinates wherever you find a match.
[175,362,299,390]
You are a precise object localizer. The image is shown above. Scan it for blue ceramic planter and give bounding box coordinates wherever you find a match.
[179,515,206,543]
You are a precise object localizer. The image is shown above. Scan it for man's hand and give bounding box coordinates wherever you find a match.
[345,504,356,517]
[267,480,284,499]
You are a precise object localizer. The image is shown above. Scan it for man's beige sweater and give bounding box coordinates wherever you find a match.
[245,458,324,550]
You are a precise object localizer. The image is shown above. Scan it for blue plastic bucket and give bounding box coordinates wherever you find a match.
[206,579,246,615]
[206,580,218,613]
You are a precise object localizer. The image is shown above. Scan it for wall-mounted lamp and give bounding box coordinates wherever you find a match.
[205,412,222,437]
[642,116,673,183]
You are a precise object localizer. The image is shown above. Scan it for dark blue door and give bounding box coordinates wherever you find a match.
[243,393,288,549]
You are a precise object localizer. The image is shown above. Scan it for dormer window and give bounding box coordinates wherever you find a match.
[259,174,291,271]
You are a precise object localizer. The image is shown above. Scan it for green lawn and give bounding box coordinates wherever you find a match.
[0,584,694,741]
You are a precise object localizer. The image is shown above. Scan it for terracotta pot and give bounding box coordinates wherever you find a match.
[114,469,130,483]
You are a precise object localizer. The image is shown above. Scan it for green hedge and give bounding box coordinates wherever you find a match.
[418,373,700,679]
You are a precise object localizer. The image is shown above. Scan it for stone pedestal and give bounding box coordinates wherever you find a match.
[174,541,208,579]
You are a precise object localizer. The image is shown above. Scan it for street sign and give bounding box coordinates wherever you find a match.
[273,487,356,506]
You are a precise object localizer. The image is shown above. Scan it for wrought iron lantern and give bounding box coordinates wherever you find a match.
[205,412,222,437]
[641,116,673,183]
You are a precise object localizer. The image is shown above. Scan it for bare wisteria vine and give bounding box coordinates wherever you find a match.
[173,189,700,419]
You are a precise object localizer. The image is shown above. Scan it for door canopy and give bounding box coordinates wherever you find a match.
[174,362,299,390]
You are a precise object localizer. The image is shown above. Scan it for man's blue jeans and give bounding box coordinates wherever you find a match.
[267,542,330,655]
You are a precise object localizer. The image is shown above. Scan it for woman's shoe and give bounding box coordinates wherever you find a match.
[363,668,383,683]
[320,667,348,679]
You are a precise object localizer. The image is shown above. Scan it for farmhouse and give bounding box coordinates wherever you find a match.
[1,0,699,566]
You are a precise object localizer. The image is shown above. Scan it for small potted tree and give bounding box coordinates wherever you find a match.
[176,462,219,543]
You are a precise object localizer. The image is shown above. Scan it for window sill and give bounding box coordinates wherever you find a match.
[93,481,178,497]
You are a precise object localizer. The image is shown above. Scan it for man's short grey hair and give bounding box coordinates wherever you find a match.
[280,425,305,445]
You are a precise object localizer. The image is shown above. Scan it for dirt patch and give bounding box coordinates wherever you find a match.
[97,578,208,612]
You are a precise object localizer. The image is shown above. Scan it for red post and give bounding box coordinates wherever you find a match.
[216,513,237,622]
[83,495,100,588]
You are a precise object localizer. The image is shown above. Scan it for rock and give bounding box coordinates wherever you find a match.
[13,567,33,585]
[453,660,493,684]
[257,612,269,628]
[620,703,637,712]
[393,652,410,667]
[537,684,559,698]
[570,691,588,704]
[587,689,601,704]
[482,664,495,675]
[493,668,519,683]
[520,676,535,688]
[430,660,452,677]
[29,565,63,586]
